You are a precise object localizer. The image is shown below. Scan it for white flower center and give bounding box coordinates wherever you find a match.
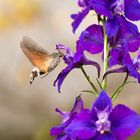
[95,112,111,134]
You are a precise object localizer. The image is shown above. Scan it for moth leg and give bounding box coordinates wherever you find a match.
[30,67,41,84]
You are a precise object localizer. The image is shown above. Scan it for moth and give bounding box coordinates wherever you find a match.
[20,36,63,84]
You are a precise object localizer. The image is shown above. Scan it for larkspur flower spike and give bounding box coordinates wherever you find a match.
[50,0,140,139]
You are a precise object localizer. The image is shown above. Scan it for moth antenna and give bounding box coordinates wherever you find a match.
[56,45,64,57]
[57,46,61,53]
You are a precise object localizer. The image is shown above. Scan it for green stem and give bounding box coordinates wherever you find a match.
[111,74,128,101]
[80,66,98,96]
[81,90,96,95]
[96,78,103,90]
[102,17,109,90]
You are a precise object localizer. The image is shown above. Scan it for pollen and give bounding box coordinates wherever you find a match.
[100,130,105,134]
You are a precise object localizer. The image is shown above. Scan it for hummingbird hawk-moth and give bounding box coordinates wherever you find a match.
[20,36,63,84]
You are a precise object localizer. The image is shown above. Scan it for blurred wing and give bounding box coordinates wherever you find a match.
[20,36,50,72]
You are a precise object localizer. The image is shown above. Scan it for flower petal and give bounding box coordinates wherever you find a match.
[56,44,74,64]
[109,48,122,67]
[79,24,104,54]
[65,121,96,139]
[92,91,112,112]
[78,0,88,7]
[71,8,89,33]
[82,57,101,78]
[71,95,84,113]
[111,104,140,139]
[127,33,140,52]
[54,63,74,93]
[91,0,113,18]
[133,51,140,70]
[122,53,140,83]
[55,108,70,124]
[117,17,140,52]
[55,135,71,140]
[105,17,119,38]
[125,0,140,21]
[118,16,139,35]
[74,109,92,121]
[94,132,115,140]
[103,67,126,80]
[74,52,101,78]
[50,126,64,136]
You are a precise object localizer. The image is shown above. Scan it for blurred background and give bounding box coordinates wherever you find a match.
[0,0,140,140]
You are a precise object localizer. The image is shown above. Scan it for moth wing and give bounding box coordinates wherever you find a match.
[20,36,50,72]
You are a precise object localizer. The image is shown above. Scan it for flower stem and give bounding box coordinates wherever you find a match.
[102,17,108,90]
[80,66,98,96]
[111,74,128,101]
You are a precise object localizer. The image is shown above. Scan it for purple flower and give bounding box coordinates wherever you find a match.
[71,8,90,33]
[106,42,140,83]
[91,0,140,37]
[79,24,104,54]
[71,0,92,33]
[77,16,140,82]
[107,21,140,82]
[50,95,91,139]
[63,91,140,140]
[106,17,140,82]
[109,16,140,53]
[54,43,100,93]
[78,16,140,56]
[50,91,140,139]
[71,0,140,35]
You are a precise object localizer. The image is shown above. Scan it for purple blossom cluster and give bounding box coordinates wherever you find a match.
[50,91,140,140]
[50,0,140,139]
